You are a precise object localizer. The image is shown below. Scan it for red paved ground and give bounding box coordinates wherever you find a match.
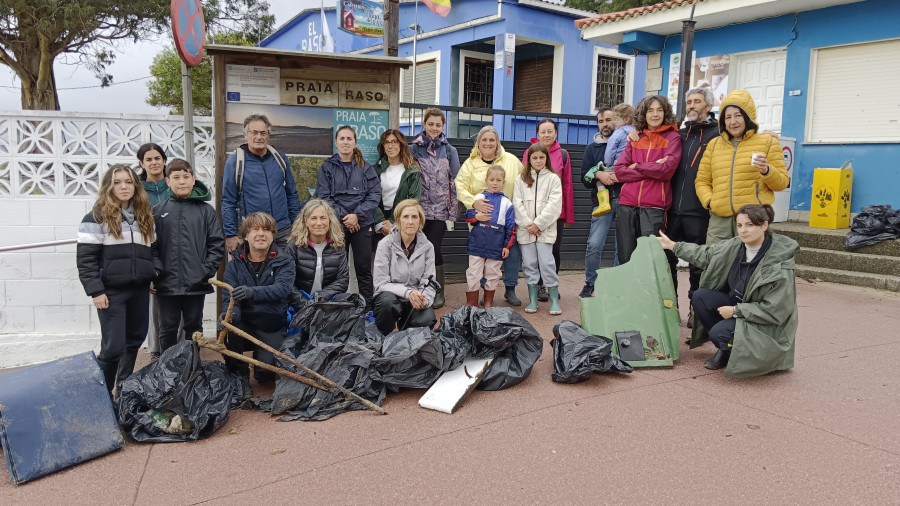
[2,272,899,504]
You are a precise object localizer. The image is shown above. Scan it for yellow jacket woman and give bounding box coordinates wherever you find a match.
[695,90,790,240]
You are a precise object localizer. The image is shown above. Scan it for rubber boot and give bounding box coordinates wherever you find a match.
[504,286,522,306]
[432,265,445,309]
[483,290,495,308]
[704,348,731,370]
[525,284,539,313]
[465,290,479,306]
[548,286,561,315]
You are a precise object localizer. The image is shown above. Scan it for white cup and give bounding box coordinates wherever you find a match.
[751,152,766,168]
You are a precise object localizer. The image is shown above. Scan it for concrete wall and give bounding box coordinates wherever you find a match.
[656,0,900,212]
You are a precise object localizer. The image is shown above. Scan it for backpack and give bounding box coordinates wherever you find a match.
[234,145,288,220]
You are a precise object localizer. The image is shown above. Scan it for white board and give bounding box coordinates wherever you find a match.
[418,356,495,414]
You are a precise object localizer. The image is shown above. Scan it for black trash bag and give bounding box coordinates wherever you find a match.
[845,231,899,250]
[289,293,373,351]
[370,327,448,392]
[468,307,544,391]
[860,204,894,220]
[255,332,385,421]
[550,320,634,384]
[849,213,885,235]
[845,205,900,250]
[117,341,242,442]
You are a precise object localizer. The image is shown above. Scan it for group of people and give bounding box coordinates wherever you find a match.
[76,91,800,393]
[582,89,797,377]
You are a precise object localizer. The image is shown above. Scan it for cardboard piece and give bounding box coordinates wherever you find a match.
[810,161,853,229]
[418,356,495,414]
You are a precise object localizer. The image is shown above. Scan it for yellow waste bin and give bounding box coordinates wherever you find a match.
[809,162,853,229]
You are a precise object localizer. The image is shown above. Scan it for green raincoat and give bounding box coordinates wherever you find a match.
[674,233,799,379]
[373,156,422,224]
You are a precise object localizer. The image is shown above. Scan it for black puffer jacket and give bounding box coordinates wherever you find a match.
[671,113,720,217]
[223,243,295,332]
[287,239,349,300]
[152,181,225,295]
[77,211,155,296]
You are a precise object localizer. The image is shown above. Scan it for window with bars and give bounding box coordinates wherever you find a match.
[594,55,627,110]
[463,58,493,109]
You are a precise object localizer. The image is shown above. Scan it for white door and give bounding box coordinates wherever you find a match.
[732,49,786,133]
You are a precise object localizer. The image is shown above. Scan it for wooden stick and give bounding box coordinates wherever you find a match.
[206,278,387,415]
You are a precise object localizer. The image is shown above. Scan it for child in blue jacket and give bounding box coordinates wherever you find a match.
[464,165,516,308]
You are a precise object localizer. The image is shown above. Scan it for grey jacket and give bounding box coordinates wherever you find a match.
[373,228,437,305]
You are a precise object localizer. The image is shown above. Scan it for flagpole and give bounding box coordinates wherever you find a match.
[412,0,418,107]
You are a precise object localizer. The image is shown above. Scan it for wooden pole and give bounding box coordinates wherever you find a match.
[384,0,399,57]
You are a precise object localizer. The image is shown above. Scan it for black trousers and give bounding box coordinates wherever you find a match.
[157,294,205,352]
[692,288,737,350]
[96,285,150,392]
[422,220,446,266]
[223,320,286,382]
[373,292,436,336]
[665,213,709,299]
[615,205,667,265]
[346,225,374,308]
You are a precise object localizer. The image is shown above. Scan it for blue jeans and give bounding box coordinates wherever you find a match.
[584,198,619,285]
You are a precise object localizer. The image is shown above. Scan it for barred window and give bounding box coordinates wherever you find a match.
[594,55,627,110]
[463,58,493,109]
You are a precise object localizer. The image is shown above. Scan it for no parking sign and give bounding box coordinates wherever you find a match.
[171,0,206,67]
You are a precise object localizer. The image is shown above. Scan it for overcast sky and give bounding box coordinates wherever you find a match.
[0,0,321,114]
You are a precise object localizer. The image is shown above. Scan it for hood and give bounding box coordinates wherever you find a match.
[468,142,508,161]
[411,131,448,147]
[719,90,760,139]
[169,179,211,201]
[387,227,428,251]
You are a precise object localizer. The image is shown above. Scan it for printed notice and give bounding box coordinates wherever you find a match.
[225,64,280,105]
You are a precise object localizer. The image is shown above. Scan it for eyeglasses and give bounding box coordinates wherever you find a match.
[248,129,269,137]
[383,139,401,145]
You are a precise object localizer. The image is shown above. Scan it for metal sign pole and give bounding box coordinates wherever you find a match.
[181,60,195,168]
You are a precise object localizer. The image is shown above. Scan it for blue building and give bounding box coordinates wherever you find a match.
[576,0,900,217]
[263,0,647,122]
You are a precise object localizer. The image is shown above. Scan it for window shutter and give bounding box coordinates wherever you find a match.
[807,39,900,143]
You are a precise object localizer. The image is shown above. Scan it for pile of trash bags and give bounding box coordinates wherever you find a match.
[257,295,544,421]
[117,341,243,442]
[845,205,900,250]
[550,321,633,383]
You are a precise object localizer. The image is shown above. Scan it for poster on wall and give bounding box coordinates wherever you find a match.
[334,108,389,163]
[338,0,384,37]
[667,52,695,114]
[690,54,730,109]
[225,64,280,105]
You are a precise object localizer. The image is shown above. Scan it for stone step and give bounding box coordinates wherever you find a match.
[795,265,900,292]
[796,247,900,277]
[772,222,900,257]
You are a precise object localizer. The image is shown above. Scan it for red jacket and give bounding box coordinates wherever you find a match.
[521,139,575,224]
[613,124,681,209]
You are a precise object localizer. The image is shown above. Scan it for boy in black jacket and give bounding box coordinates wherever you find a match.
[152,159,225,352]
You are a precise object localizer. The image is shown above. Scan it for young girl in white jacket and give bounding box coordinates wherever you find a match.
[513,143,563,315]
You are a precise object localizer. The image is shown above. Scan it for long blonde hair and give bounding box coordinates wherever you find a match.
[289,199,345,248]
[92,164,155,242]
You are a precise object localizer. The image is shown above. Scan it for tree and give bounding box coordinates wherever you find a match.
[566,0,659,13]
[146,33,254,116]
[0,0,274,110]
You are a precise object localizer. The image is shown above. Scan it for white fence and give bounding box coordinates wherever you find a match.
[0,110,217,368]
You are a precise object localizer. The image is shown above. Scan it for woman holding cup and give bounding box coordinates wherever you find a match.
[694,90,790,244]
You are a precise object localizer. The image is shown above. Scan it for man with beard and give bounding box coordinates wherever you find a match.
[667,87,720,328]
[579,106,615,298]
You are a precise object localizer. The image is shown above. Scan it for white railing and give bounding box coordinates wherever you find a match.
[0,110,216,198]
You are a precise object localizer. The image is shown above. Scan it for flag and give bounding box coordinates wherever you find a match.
[422,0,451,17]
[320,5,334,52]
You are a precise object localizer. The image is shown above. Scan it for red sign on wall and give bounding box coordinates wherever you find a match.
[171,0,206,67]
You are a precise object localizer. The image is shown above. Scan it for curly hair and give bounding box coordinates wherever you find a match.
[92,164,155,242]
[632,95,676,132]
[377,129,418,169]
[289,199,346,249]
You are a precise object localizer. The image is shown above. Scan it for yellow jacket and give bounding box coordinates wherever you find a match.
[695,90,790,217]
[455,144,523,209]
